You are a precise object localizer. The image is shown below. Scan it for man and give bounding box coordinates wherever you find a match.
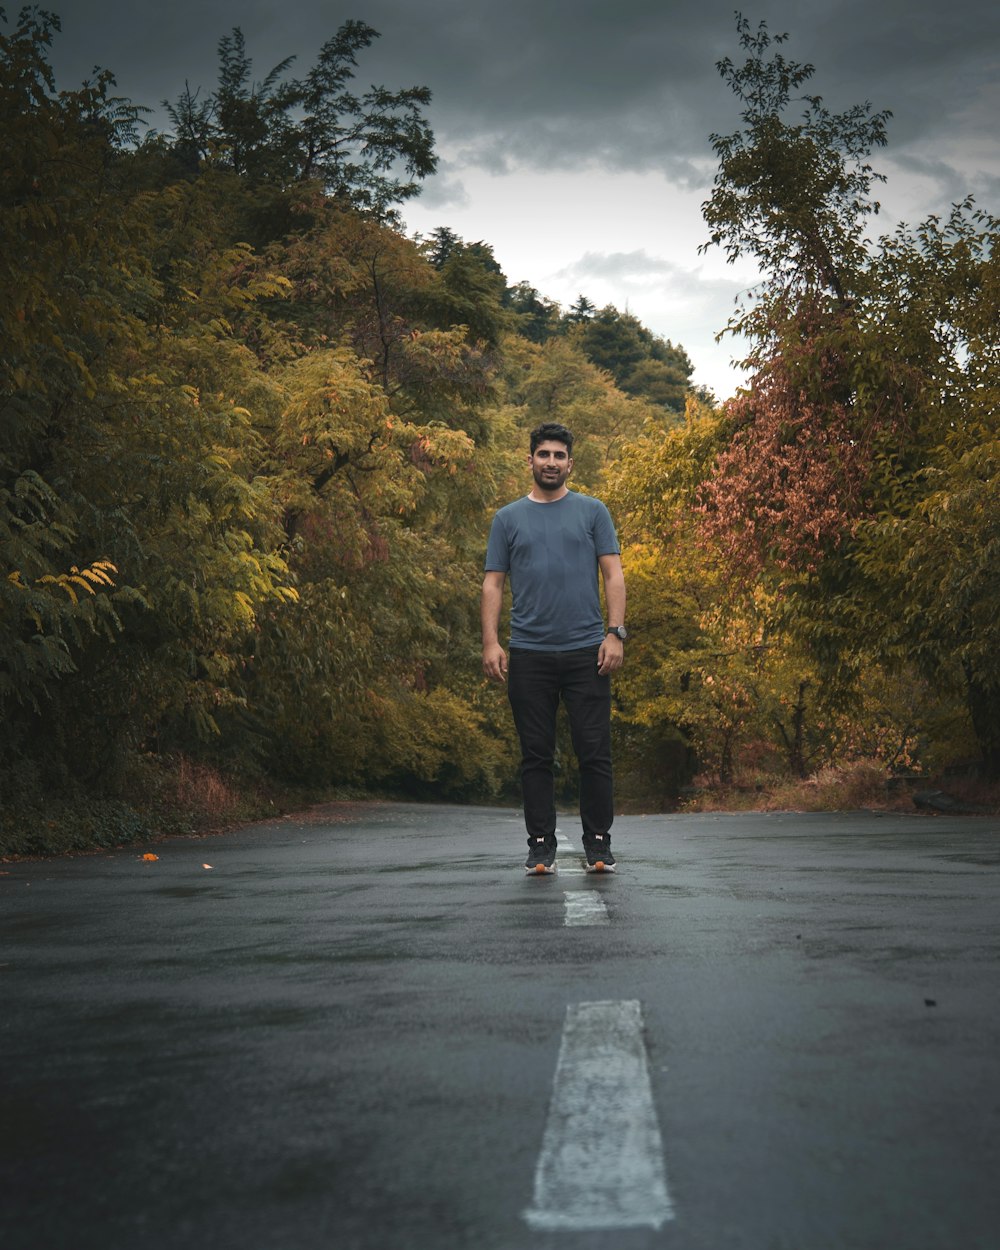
[481,422,627,875]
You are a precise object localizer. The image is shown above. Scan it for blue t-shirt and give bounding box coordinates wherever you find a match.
[484,491,620,650]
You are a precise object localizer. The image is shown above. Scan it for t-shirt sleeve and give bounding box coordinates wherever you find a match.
[484,512,510,571]
[593,501,621,556]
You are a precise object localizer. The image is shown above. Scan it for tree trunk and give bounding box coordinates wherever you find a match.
[964,666,1000,782]
[789,681,808,778]
[774,681,809,778]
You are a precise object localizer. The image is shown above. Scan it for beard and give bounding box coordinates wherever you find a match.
[531,463,570,492]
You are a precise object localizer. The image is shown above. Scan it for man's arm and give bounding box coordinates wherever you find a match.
[597,553,626,675]
[481,570,508,683]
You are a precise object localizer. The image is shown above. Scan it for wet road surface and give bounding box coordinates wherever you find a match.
[2,803,999,1249]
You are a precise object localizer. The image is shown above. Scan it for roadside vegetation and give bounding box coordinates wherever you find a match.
[3,12,999,856]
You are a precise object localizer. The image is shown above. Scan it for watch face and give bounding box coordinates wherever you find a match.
[610,626,628,640]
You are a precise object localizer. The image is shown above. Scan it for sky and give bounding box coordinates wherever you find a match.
[43,0,1000,401]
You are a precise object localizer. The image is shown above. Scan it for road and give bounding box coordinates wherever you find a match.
[2,803,999,1250]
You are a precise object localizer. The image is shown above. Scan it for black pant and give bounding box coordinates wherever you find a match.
[507,647,613,843]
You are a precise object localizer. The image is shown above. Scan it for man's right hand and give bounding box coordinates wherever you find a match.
[482,643,508,683]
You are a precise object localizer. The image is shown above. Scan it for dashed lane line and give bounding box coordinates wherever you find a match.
[557,831,607,915]
[523,999,674,1232]
[556,831,587,876]
[563,891,610,926]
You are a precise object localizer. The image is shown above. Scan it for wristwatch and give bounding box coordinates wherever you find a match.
[606,625,628,641]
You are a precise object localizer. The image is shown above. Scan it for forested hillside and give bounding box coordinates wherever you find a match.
[3,11,998,853]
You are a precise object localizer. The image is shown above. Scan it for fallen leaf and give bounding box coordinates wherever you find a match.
[141,853,159,862]
[202,864,213,870]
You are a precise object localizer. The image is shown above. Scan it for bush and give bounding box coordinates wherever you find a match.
[0,797,159,857]
[0,754,268,858]
[679,759,904,813]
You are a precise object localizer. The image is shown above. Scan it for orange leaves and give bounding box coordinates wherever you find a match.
[35,560,118,604]
[140,853,214,868]
[695,344,871,580]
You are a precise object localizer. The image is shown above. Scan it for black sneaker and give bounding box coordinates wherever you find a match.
[583,833,616,873]
[525,836,557,875]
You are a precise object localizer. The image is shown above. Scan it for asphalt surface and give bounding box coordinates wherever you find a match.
[2,802,999,1250]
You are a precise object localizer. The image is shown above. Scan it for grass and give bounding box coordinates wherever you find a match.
[678,760,1000,815]
[0,755,294,859]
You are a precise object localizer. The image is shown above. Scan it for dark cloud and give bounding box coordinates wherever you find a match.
[44,0,1000,183]
[36,0,1000,398]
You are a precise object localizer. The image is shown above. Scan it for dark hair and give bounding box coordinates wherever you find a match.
[530,422,574,456]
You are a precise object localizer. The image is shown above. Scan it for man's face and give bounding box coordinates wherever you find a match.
[529,440,573,492]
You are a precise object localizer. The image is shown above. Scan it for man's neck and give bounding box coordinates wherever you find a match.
[528,485,570,503]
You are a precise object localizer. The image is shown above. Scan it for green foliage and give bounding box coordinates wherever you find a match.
[1,796,155,857]
[569,305,693,413]
[1,10,296,813]
[702,13,890,323]
[1,5,799,856]
[507,282,561,344]
[164,21,436,215]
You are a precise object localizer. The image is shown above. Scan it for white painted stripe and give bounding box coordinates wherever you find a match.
[555,834,578,873]
[563,891,609,926]
[523,1000,674,1231]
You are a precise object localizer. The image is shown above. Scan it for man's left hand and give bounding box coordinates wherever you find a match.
[597,635,624,675]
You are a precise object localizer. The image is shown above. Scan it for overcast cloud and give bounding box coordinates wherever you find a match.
[43,0,1000,397]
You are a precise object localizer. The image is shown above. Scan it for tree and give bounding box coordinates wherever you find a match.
[507,282,561,343]
[427,236,511,349]
[564,294,596,323]
[702,13,890,320]
[165,22,436,214]
[498,335,653,484]
[604,398,936,790]
[697,14,1000,778]
[216,199,512,794]
[1,8,145,771]
[847,204,1000,776]
[570,305,693,413]
[426,225,461,269]
[2,6,546,839]
[1,11,302,805]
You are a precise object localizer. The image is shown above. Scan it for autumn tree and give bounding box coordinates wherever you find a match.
[497,334,655,486]
[1,10,299,819]
[696,14,1000,779]
[845,204,1000,776]
[209,198,511,794]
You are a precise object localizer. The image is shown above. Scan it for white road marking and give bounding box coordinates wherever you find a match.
[563,891,609,926]
[556,833,582,873]
[523,1000,674,1232]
